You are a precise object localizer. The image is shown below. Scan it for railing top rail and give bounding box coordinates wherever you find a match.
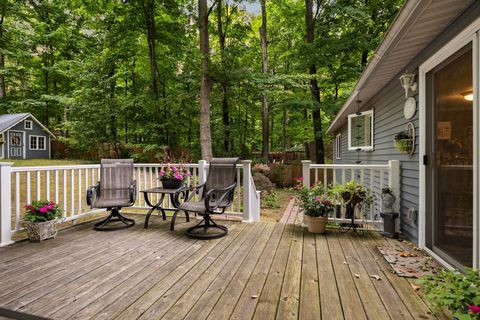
[309,164,390,170]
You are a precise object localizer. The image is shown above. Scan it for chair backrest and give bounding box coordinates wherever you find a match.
[204,158,239,205]
[100,159,134,192]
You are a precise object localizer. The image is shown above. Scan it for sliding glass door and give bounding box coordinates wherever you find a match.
[425,43,473,268]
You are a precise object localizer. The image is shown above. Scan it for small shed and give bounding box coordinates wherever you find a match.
[0,113,55,160]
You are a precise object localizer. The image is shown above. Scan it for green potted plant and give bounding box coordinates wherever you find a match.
[159,164,191,189]
[329,180,372,219]
[22,200,62,242]
[296,183,335,234]
[418,268,480,320]
[394,132,413,153]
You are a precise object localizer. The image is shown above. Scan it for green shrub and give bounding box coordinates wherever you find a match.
[418,268,480,319]
[263,191,280,208]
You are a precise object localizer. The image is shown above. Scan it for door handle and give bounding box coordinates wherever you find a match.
[423,155,428,166]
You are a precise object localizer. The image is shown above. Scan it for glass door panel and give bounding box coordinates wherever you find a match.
[426,44,473,268]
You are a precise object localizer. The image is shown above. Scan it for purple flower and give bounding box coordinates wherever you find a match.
[173,173,183,181]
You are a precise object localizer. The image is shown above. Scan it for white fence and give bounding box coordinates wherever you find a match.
[301,160,400,230]
[0,160,261,246]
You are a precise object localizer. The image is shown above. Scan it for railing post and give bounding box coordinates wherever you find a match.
[301,160,311,188]
[0,162,14,246]
[242,160,259,222]
[388,160,401,231]
[198,160,207,185]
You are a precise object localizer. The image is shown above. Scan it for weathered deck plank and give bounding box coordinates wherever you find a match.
[0,214,441,320]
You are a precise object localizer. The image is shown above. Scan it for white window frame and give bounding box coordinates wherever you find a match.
[335,133,342,159]
[29,135,46,151]
[347,109,374,151]
[24,120,33,130]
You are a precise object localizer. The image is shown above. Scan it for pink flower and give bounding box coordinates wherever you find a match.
[298,177,304,181]
[468,305,480,314]
[314,196,322,202]
[25,205,34,210]
[173,173,183,181]
[172,167,178,172]
[39,207,48,213]
[159,171,165,176]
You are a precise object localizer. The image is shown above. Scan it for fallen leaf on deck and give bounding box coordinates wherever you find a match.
[354,273,361,278]
[251,295,258,299]
[410,283,421,291]
[370,274,381,280]
[343,261,348,265]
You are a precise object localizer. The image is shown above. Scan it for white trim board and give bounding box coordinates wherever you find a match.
[347,109,374,151]
[419,17,480,269]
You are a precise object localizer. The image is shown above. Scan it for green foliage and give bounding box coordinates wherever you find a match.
[329,180,373,206]
[0,0,402,159]
[294,182,334,217]
[418,268,480,320]
[24,200,62,222]
[263,191,280,208]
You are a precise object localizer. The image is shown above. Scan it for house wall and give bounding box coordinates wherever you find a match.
[5,117,50,159]
[333,2,480,244]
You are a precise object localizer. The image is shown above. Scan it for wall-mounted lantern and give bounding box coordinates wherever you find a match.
[399,74,417,98]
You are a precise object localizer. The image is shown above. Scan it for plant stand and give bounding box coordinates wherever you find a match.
[380,212,399,238]
[340,203,364,235]
[22,219,59,242]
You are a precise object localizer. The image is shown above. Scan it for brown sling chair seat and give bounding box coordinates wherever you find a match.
[173,158,239,239]
[86,159,137,231]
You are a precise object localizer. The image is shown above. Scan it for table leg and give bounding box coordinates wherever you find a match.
[144,193,165,228]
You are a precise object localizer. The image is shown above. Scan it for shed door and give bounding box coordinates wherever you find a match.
[9,132,23,159]
[425,43,473,268]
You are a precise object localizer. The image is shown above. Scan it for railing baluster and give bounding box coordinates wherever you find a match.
[323,168,327,186]
[70,169,75,218]
[342,169,345,183]
[55,170,59,205]
[46,171,50,200]
[36,171,41,200]
[78,169,82,214]
[315,169,318,185]
[333,168,336,185]
[26,172,31,205]
[15,172,20,231]
[237,167,241,214]
[63,170,67,216]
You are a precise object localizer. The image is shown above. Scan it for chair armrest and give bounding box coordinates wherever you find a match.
[204,183,237,211]
[86,182,100,207]
[173,183,205,207]
[129,180,137,204]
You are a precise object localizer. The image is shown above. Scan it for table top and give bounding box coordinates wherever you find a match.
[140,187,183,194]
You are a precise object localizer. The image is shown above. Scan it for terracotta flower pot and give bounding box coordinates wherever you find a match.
[22,218,59,242]
[304,215,328,234]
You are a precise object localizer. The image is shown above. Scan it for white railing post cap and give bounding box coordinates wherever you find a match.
[0,162,14,167]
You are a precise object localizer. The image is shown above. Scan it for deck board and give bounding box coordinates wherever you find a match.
[0,214,442,320]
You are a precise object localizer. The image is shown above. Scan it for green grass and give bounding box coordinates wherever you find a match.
[9,159,96,167]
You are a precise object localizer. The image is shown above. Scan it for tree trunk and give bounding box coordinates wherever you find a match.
[0,11,5,99]
[260,0,269,163]
[306,0,325,164]
[199,0,213,160]
[217,0,230,153]
[142,0,162,143]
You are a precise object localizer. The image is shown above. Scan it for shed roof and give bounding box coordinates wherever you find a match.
[0,113,56,138]
[327,0,473,134]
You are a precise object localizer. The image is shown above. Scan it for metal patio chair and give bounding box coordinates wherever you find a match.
[173,158,239,239]
[86,159,136,231]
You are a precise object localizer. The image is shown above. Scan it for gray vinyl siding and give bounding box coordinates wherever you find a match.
[6,118,50,159]
[332,2,480,244]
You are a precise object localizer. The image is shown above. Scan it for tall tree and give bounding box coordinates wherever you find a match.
[199,0,213,160]
[306,0,324,163]
[260,0,269,163]
[0,0,6,100]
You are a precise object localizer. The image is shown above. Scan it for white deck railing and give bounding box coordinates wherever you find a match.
[0,160,261,246]
[301,160,400,230]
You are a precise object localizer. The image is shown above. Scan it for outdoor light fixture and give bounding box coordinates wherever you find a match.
[399,74,417,98]
[462,90,473,101]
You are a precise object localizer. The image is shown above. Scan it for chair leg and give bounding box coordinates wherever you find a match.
[94,208,135,231]
[186,213,228,239]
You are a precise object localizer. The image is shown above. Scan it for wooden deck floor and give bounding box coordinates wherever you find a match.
[0,214,440,320]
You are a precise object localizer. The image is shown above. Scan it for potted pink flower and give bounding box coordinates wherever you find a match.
[22,200,62,242]
[159,164,191,189]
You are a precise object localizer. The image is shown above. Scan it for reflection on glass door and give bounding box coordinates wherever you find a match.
[426,43,473,268]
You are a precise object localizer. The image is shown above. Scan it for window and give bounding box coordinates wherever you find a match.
[30,136,46,150]
[335,134,342,159]
[24,120,33,130]
[348,110,374,151]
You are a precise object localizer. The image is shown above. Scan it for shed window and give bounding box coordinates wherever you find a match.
[24,120,33,130]
[335,134,342,159]
[348,110,374,151]
[30,136,46,150]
